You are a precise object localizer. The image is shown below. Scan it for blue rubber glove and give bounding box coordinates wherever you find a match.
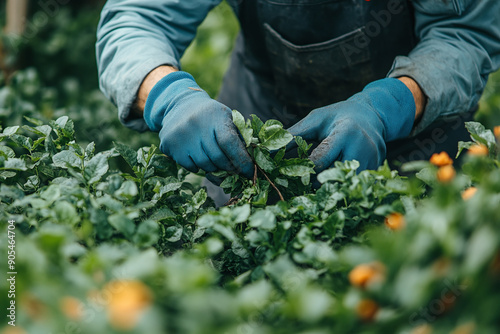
[288,78,416,172]
[144,71,254,178]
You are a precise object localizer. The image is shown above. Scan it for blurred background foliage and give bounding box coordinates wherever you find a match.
[0,0,239,157]
[0,0,499,154]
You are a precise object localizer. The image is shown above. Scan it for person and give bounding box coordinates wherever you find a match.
[96,0,500,186]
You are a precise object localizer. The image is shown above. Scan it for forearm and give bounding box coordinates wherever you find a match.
[397,76,426,122]
[133,65,178,117]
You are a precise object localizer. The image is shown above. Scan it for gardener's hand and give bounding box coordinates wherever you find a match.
[143,71,254,178]
[288,78,417,172]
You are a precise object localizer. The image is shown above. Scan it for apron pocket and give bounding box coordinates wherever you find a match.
[263,23,372,113]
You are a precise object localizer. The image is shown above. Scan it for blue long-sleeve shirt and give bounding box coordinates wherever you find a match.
[96,0,500,135]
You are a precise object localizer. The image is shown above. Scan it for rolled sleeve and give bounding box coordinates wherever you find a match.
[387,0,500,135]
[96,0,221,131]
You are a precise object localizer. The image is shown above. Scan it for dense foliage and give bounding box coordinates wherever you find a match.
[1,1,500,334]
[1,108,500,334]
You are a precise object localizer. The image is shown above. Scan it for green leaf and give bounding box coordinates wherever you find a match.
[24,175,40,189]
[113,141,138,168]
[35,125,52,137]
[192,188,208,209]
[273,147,286,164]
[10,134,33,151]
[251,181,269,206]
[213,224,237,241]
[258,119,293,150]
[155,179,183,199]
[30,152,49,163]
[263,255,304,290]
[456,141,475,158]
[150,154,176,173]
[232,110,253,147]
[401,160,431,172]
[52,150,82,169]
[1,126,19,137]
[115,180,138,199]
[32,137,45,150]
[279,159,315,178]
[85,142,96,159]
[317,167,344,184]
[231,204,251,223]
[149,207,176,221]
[232,240,249,258]
[41,184,61,203]
[415,167,437,186]
[53,201,79,226]
[51,116,75,139]
[249,209,276,231]
[22,125,51,137]
[137,146,153,167]
[96,194,124,212]
[245,230,269,247]
[344,160,360,171]
[164,223,183,242]
[3,158,27,171]
[0,171,16,180]
[275,177,288,188]
[301,174,310,186]
[108,214,136,239]
[465,121,496,149]
[295,136,312,159]
[197,213,219,229]
[133,220,159,247]
[464,226,497,275]
[23,115,44,126]
[254,147,276,173]
[68,142,83,157]
[251,114,264,136]
[54,115,70,129]
[0,146,15,159]
[84,153,109,185]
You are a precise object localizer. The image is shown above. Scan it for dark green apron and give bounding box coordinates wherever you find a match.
[218,0,475,169]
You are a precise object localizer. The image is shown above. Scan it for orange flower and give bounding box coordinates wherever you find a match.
[385,212,405,230]
[494,126,500,139]
[104,280,152,330]
[21,294,46,320]
[356,299,378,321]
[450,322,475,334]
[461,187,477,200]
[0,327,27,334]
[437,165,455,183]
[60,297,83,321]
[410,324,433,334]
[429,151,453,167]
[348,262,385,288]
[467,144,488,156]
[432,257,451,277]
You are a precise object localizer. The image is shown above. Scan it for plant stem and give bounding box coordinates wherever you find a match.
[253,163,257,186]
[256,165,284,202]
[224,196,240,206]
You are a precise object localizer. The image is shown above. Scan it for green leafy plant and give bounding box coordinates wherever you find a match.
[211,111,315,206]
